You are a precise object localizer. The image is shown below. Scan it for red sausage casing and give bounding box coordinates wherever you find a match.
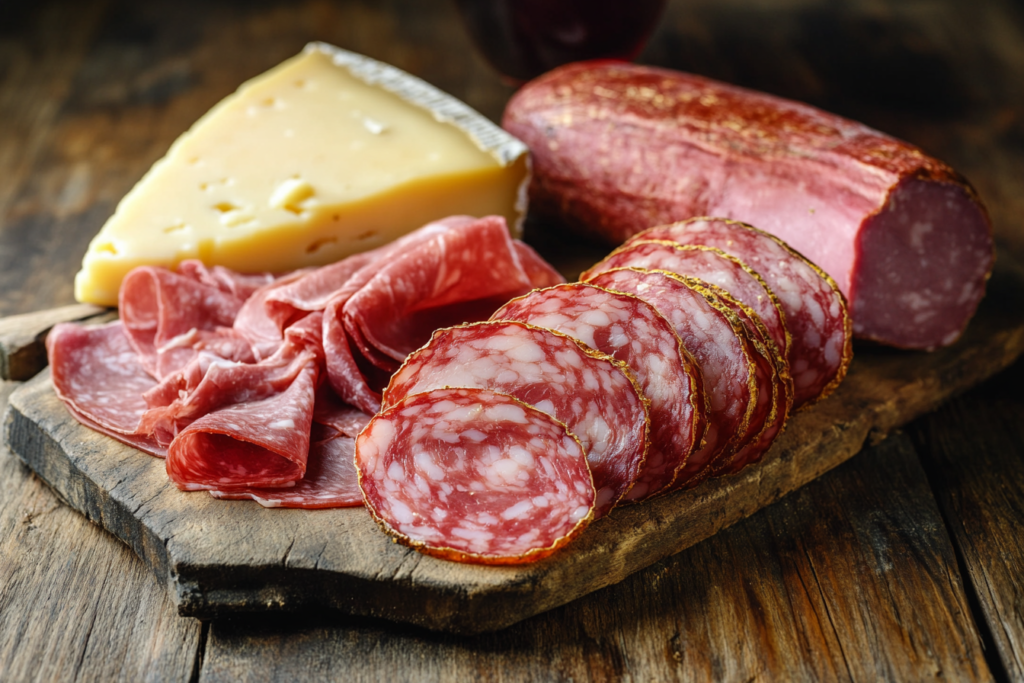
[503,61,994,350]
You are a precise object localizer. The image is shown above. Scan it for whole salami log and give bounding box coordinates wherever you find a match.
[585,268,756,486]
[503,61,994,350]
[356,387,595,564]
[492,283,705,501]
[383,320,649,516]
[631,218,853,407]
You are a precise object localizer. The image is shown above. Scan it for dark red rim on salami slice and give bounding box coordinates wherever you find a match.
[383,319,649,517]
[585,267,757,487]
[583,240,791,362]
[492,282,704,502]
[356,387,595,565]
[695,280,792,476]
[628,217,853,409]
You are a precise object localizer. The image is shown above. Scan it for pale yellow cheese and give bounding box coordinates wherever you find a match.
[75,43,530,305]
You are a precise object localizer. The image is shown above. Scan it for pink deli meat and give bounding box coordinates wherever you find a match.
[632,218,853,407]
[492,283,704,501]
[503,60,994,350]
[321,215,565,413]
[382,320,649,517]
[586,268,756,487]
[47,321,164,457]
[356,387,595,564]
[48,216,570,515]
[583,241,789,361]
[210,435,363,508]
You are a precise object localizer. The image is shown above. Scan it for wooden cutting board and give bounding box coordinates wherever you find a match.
[4,260,1024,635]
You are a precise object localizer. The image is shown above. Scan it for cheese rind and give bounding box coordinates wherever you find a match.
[75,43,530,306]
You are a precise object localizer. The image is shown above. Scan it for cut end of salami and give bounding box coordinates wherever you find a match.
[852,178,993,350]
[356,388,595,565]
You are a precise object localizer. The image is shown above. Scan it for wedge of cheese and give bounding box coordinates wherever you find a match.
[75,43,530,306]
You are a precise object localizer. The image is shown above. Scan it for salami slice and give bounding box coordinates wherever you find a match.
[341,216,538,364]
[356,387,594,564]
[47,320,163,457]
[383,320,648,517]
[164,314,323,491]
[492,283,703,501]
[629,218,852,408]
[120,265,252,378]
[164,352,318,491]
[583,240,789,360]
[585,268,756,486]
[697,281,791,475]
[210,434,363,509]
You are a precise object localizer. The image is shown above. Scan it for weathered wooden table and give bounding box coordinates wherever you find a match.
[2,0,1023,680]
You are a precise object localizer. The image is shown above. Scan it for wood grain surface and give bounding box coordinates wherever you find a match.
[911,358,1024,681]
[3,0,1024,678]
[0,381,202,682]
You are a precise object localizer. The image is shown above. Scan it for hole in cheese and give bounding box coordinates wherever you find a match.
[306,237,338,254]
[213,202,240,213]
[163,223,187,234]
[97,242,118,255]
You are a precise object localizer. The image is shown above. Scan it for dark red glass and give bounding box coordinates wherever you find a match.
[455,0,667,83]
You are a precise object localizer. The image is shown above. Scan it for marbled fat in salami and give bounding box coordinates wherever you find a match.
[584,240,789,360]
[586,268,756,487]
[631,218,852,408]
[383,320,648,516]
[210,434,363,508]
[697,282,790,474]
[356,387,594,564]
[492,284,703,501]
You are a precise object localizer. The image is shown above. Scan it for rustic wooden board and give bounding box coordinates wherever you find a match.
[0,380,203,682]
[5,261,1024,635]
[198,433,992,683]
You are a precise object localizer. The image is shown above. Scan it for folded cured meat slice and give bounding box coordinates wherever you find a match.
[492,283,704,501]
[383,320,648,517]
[141,313,324,447]
[47,320,164,456]
[164,314,323,491]
[512,241,567,289]
[120,263,255,378]
[586,268,756,487]
[342,216,545,364]
[164,355,318,491]
[210,434,363,508]
[630,218,852,407]
[321,215,566,413]
[584,240,789,361]
[356,387,594,564]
